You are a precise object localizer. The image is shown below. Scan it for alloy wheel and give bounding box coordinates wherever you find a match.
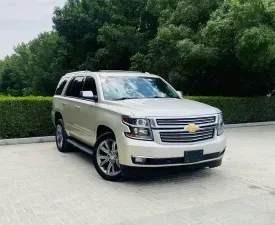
[96,139,121,176]
[56,124,63,149]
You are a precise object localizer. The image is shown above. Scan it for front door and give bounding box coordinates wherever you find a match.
[76,76,99,146]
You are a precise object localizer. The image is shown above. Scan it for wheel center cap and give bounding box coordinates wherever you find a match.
[110,155,115,161]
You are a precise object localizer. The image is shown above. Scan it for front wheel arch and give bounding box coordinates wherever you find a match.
[96,125,114,140]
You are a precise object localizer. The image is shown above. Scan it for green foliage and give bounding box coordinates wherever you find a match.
[188,96,275,123]
[132,0,275,96]
[0,96,274,139]
[0,97,53,139]
[0,0,275,97]
[236,25,275,69]
[95,24,145,69]
[0,32,63,96]
[52,0,156,71]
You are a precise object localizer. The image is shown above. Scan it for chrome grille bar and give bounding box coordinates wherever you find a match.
[160,129,215,143]
[156,116,215,126]
[160,129,213,136]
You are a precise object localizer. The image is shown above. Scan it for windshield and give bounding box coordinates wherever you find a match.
[100,76,179,100]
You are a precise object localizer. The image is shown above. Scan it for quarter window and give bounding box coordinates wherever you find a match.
[55,77,68,95]
[65,77,84,97]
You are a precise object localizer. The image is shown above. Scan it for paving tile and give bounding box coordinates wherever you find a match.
[0,126,274,225]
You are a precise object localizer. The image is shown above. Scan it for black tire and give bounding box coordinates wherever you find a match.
[93,132,122,181]
[55,119,73,153]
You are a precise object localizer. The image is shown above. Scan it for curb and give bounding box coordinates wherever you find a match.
[0,121,274,146]
[224,121,275,128]
[0,136,55,146]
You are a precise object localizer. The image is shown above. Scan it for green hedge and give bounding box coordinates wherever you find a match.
[188,96,275,124]
[0,97,53,139]
[0,96,274,139]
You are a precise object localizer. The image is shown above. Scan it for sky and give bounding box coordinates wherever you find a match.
[0,0,65,59]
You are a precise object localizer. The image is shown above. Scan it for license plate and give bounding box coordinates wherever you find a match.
[184,150,203,163]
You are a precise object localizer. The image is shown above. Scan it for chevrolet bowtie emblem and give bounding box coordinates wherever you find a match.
[185,124,200,133]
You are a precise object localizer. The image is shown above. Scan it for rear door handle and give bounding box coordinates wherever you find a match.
[62,102,66,106]
[75,105,81,109]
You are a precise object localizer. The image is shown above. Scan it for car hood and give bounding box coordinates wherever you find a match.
[106,98,220,117]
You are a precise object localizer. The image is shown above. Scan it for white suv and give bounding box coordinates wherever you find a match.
[52,71,227,181]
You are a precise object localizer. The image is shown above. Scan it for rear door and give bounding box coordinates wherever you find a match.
[63,76,84,137]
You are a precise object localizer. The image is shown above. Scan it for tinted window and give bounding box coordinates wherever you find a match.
[55,77,68,95]
[83,77,98,96]
[65,77,84,97]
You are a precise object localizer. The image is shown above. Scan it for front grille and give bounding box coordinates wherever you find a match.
[156,116,215,126]
[160,128,215,143]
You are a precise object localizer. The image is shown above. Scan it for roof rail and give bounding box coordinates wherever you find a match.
[67,70,91,74]
[99,70,127,72]
[64,70,92,77]
[99,70,146,74]
[145,72,150,75]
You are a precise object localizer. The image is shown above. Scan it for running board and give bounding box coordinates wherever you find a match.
[67,139,94,155]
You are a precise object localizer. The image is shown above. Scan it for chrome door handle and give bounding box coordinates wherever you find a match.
[75,105,80,109]
[62,102,66,106]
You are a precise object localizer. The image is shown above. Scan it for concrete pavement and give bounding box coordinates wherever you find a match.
[0,126,274,225]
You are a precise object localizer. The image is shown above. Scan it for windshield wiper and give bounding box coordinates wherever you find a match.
[150,96,180,99]
[113,96,179,100]
[113,97,139,101]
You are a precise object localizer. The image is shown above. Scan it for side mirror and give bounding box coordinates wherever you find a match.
[80,91,98,101]
[176,91,183,98]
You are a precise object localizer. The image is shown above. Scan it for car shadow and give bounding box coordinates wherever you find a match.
[69,149,215,184]
[70,149,94,163]
[122,168,214,185]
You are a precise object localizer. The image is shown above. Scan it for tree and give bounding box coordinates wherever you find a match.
[132,0,222,95]
[52,0,157,71]
[202,0,275,96]
[132,0,275,96]
[1,0,275,97]
[0,32,62,96]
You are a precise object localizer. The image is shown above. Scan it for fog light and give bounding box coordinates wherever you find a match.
[133,128,149,136]
[134,157,146,164]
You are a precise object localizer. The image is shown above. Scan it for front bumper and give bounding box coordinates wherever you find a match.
[130,149,225,165]
[117,133,227,167]
[121,158,223,177]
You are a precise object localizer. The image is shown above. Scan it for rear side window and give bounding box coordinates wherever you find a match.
[55,77,68,95]
[65,76,84,97]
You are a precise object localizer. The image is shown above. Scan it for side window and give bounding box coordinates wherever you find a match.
[55,77,68,95]
[65,77,84,97]
[83,77,98,96]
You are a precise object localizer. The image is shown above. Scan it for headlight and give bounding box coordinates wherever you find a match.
[122,116,153,140]
[217,113,224,136]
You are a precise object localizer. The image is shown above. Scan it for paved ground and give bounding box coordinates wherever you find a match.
[0,126,275,225]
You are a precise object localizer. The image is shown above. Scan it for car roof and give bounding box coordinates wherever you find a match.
[63,70,159,78]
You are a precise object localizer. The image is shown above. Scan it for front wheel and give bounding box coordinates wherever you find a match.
[93,133,122,181]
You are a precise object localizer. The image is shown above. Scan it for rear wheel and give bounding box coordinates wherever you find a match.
[55,119,72,153]
[93,133,122,181]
